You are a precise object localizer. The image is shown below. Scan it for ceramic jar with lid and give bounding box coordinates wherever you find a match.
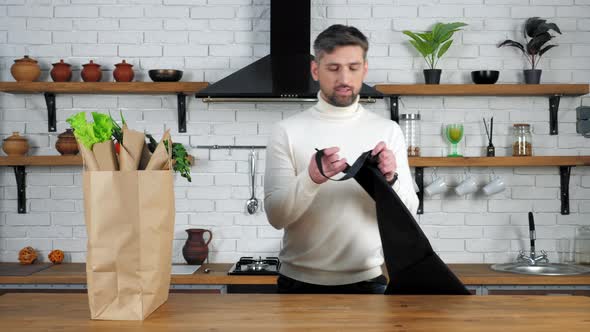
[10,56,41,82]
[50,59,72,82]
[2,132,30,156]
[55,129,79,155]
[113,60,134,82]
[81,60,102,82]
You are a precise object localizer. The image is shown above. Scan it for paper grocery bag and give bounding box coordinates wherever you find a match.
[92,141,119,171]
[83,170,175,320]
[119,128,146,171]
[146,130,172,171]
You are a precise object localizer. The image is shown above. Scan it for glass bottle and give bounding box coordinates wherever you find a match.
[400,113,421,156]
[512,123,533,156]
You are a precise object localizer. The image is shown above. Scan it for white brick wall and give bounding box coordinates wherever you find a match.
[0,0,589,264]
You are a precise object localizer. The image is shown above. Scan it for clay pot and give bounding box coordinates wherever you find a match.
[2,132,30,156]
[50,59,72,82]
[81,60,102,82]
[10,55,41,82]
[113,60,134,82]
[182,228,212,265]
[55,129,79,155]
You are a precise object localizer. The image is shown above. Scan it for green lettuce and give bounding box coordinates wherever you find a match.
[66,112,98,149]
[66,111,114,150]
[91,112,113,144]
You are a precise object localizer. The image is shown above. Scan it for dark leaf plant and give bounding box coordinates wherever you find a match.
[403,22,468,70]
[498,17,561,70]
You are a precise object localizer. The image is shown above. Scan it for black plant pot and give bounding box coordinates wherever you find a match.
[423,69,442,84]
[524,69,542,84]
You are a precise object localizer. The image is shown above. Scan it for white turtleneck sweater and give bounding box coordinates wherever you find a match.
[264,93,419,286]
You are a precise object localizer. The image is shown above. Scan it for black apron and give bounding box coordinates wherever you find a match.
[315,149,470,295]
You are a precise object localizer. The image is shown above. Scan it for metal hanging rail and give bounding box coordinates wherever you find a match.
[195,145,267,150]
[200,97,379,103]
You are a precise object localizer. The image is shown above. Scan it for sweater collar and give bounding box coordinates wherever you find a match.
[312,91,361,119]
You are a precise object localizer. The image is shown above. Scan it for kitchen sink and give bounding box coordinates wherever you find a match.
[491,262,590,276]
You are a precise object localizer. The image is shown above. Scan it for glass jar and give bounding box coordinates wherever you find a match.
[575,226,590,265]
[400,113,421,156]
[512,123,532,156]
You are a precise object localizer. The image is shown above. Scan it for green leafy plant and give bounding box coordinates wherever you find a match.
[109,111,126,144]
[403,22,468,70]
[498,17,561,70]
[164,140,192,183]
[66,112,113,149]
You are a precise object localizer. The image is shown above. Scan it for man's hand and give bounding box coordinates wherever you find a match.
[371,141,397,183]
[309,147,348,184]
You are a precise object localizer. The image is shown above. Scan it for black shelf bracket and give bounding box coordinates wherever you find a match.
[44,92,57,132]
[14,166,26,214]
[415,167,424,215]
[549,95,561,135]
[389,95,400,123]
[559,166,571,215]
[177,92,187,133]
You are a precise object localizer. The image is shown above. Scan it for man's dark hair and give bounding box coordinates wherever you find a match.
[313,24,369,61]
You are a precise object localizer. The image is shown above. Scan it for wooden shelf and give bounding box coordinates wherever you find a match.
[374,84,589,96]
[409,156,590,167]
[0,155,194,167]
[407,156,589,216]
[375,84,589,135]
[0,155,82,166]
[0,154,195,214]
[0,81,209,133]
[0,82,209,94]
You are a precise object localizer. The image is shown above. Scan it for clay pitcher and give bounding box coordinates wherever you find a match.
[113,59,134,82]
[50,59,72,82]
[81,60,102,82]
[55,128,79,155]
[10,55,41,82]
[182,229,212,265]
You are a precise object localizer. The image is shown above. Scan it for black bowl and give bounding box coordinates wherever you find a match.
[149,69,183,82]
[471,70,499,84]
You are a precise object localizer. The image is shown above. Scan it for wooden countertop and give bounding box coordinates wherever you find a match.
[1,293,590,331]
[1,263,589,285]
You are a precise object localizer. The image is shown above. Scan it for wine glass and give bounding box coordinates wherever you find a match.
[445,123,464,157]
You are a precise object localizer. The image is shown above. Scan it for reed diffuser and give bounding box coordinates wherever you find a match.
[483,117,495,157]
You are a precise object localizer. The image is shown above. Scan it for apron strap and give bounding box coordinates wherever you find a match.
[314,148,378,182]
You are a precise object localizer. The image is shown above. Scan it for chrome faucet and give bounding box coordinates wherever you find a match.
[516,212,549,265]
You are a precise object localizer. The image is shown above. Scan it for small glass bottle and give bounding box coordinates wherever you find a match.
[512,123,533,156]
[400,113,421,156]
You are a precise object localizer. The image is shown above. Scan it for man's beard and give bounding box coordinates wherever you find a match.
[325,87,358,107]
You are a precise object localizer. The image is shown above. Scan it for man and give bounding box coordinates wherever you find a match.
[264,25,419,294]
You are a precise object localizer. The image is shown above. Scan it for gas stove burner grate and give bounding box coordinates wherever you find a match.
[228,256,280,275]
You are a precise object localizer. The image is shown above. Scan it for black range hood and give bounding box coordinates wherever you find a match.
[195,0,382,102]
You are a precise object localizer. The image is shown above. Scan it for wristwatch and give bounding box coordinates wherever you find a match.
[387,172,398,186]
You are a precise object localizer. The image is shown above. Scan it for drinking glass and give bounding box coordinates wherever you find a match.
[445,123,464,157]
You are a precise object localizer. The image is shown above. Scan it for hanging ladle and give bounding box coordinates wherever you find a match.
[246,150,259,215]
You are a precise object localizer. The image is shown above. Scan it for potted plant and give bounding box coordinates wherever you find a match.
[403,22,467,84]
[498,17,561,84]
